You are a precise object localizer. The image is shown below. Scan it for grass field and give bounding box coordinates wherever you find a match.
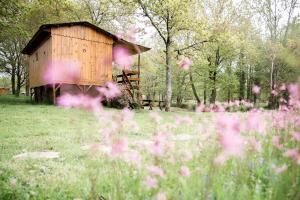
[0,95,299,200]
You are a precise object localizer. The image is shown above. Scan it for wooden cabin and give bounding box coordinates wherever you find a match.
[22,21,150,104]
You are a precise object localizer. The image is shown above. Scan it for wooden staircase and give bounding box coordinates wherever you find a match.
[114,69,142,106]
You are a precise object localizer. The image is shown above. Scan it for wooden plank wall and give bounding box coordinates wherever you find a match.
[29,39,52,87]
[51,25,113,86]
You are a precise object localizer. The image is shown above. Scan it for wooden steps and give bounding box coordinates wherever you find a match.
[115,69,142,106]
[117,77,140,83]
[116,70,139,78]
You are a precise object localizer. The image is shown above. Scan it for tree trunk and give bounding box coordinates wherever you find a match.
[209,47,220,104]
[25,68,29,96]
[227,88,231,102]
[176,96,182,107]
[189,69,200,104]
[209,70,217,104]
[15,68,22,96]
[16,76,21,96]
[204,82,207,105]
[11,68,16,95]
[268,55,276,108]
[165,44,172,111]
[175,74,186,107]
[26,78,30,96]
[246,66,252,100]
[253,94,257,105]
[239,70,245,100]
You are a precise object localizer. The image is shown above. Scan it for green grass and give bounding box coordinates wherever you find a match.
[0,95,203,199]
[0,95,299,200]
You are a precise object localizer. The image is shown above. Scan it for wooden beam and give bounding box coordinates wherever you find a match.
[55,83,61,92]
[52,84,56,105]
[138,54,140,83]
[75,84,84,92]
[86,85,93,93]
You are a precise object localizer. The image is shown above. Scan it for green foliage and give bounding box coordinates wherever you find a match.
[0,76,10,87]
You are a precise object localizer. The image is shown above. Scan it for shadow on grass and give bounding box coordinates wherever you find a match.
[0,95,37,105]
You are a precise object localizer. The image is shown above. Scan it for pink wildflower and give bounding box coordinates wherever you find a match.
[123,150,141,167]
[43,59,80,84]
[283,148,300,162]
[272,136,284,149]
[273,112,288,130]
[244,101,254,108]
[144,176,158,189]
[113,45,132,70]
[97,82,121,99]
[215,115,240,135]
[148,165,165,178]
[271,90,278,96]
[179,166,190,177]
[292,132,300,141]
[295,117,300,127]
[149,132,168,156]
[179,57,192,70]
[234,100,240,107]
[252,85,261,94]
[274,164,288,174]
[245,112,266,134]
[218,131,244,157]
[195,103,205,112]
[110,138,128,157]
[215,115,244,158]
[120,107,133,121]
[211,103,225,112]
[279,84,286,91]
[288,83,298,98]
[57,93,80,108]
[57,93,102,111]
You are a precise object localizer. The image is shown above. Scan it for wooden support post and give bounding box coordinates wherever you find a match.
[138,54,140,82]
[137,54,141,104]
[52,84,56,105]
[30,88,32,102]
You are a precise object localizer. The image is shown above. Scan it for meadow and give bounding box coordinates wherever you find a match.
[0,94,299,200]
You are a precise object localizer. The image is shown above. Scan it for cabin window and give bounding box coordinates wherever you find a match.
[35,52,38,61]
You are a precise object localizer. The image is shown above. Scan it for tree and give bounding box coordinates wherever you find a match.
[0,1,27,96]
[0,0,79,96]
[136,0,194,111]
[73,0,135,32]
[252,0,299,108]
